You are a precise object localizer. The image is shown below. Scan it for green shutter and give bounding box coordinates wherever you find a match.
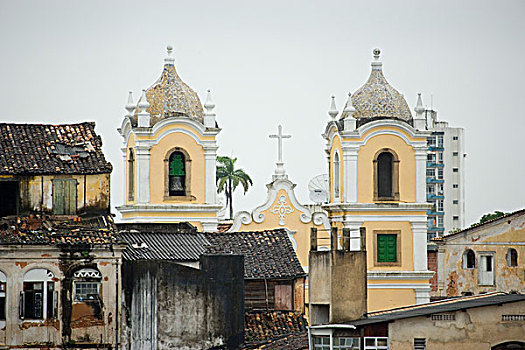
[169,154,185,176]
[53,179,77,215]
[377,234,397,262]
[53,180,64,215]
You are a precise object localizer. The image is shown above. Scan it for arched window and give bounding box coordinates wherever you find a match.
[168,151,186,196]
[128,148,135,201]
[374,150,399,201]
[21,269,56,320]
[507,248,518,267]
[463,249,476,269]
[334,152,340,200]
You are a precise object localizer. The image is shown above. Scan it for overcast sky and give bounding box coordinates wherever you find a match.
[0,0,524,227]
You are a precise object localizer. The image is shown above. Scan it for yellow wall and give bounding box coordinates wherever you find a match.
[357,133,416,203]
[363,221,414,271]
[236,189,329,268]
[147,130,206,204]
[368,288,416,312]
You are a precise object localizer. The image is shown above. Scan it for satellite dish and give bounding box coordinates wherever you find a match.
[308,174,330,204]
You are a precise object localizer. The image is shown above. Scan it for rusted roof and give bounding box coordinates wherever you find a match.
[243,311,308,349]
[0,215,120,246]
[433,208,525,241]
[206,229,306,280]
[0,122,112,175]
[351,292,525,326]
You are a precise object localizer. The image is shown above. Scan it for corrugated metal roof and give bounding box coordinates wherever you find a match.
[351,292,525,326]
[119,230,209,261]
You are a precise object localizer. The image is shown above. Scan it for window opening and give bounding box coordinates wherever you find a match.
[507,249,518,267]
[0,272,6,321]
[334,152,340,200]
[169,152,186,196]
[0,181,19,216]
[377,152,393,198]
[464,249,475,269]
[128,149,135,201]
[21,269,56,320]
[364,337,389,350]
[334,337,360,350]
[414,338,426,350]
[313,336,330,350]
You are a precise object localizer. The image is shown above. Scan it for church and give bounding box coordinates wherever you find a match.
[116,46,433,312]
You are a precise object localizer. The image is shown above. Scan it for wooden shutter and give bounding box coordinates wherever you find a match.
[53,179,77,215]
[275,284,292,310]
[377,234,397,262]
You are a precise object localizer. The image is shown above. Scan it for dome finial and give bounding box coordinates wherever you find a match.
[328,96,339,119]
[165,45,175,65]
[204,89,216,112]
[415,93,425,114]
[125,91,135,116]
[344,92,355,113]
[372,48,383,71]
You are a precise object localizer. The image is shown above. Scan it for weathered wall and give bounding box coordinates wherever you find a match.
[122,255,244,350]
[0,244,122,348]
[435,212,525,297]
[330,251,367,323]
[388,301,525,349]
[309,250,367,324]
[7,174,110,215]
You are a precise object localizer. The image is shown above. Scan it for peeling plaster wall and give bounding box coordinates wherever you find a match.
[10,173,110,215]
[122,255,244,350]
[388,301,525,349]
[435,212,525,297]
[0,245,122,348]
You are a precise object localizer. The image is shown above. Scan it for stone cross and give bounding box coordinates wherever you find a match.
[269,125,291,179]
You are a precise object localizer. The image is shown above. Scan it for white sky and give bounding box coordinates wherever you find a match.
[0,0,524,227]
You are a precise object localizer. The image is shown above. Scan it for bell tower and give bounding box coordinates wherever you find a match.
[117,46,222,232]
[322,49,434,311]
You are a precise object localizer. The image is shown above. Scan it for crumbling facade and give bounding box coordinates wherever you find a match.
[432,209,525,298]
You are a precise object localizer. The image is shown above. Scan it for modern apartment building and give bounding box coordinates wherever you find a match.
[424,108,466,240]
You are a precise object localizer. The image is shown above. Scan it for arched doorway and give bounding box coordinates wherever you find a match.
[492,341,525,350]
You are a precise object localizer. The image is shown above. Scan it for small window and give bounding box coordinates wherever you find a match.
[21,269,56,320]
[453,152,459,156]
[427,137,436,146]
[313,336,330,350]
[507,249,518,267]
[334,337,360,350]
[453,200,459,204]
[414,338,426,350]
[128,149,135,201]
[334,152,340,200]
[426,168,435,177]
[377,234,397,263]
[453,168,459,173]
[437,216,444,227]
[438,152,443,163]
[437,200,444,212]
[427,153,435,162]
[0,272,6,321]
[377,152,393,198]
[364,337,389,350]
[427,185,435,194]
[453,216,459,221]
[453,136,459,140]
[453,184,459,188]
[73,268,102,301]
[463,249,475,269]
[437,168,444,179]
[437,135,444,147]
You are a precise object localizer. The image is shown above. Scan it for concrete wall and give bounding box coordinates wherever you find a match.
[309,250,367,325]
[0,244,122,349]
[435,212,525,297]
[388,301,525,349]
[122,255,244,350]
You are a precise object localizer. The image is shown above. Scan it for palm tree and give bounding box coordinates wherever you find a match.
[216,156,253,220]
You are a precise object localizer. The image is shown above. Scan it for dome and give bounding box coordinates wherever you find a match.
[134,46,204,126]
[351,49,412,122]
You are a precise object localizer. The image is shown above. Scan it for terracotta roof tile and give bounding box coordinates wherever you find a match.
[243,311,308,348]
[0,122,112,175]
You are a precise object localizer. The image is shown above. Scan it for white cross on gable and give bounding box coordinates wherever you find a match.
[269,125,291,164]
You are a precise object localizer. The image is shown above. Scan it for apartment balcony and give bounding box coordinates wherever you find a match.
[426,210,444,216]
[426,161,445,168]
[427,194,445,200]
[428,146,444,151]
[426,178,444,184]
